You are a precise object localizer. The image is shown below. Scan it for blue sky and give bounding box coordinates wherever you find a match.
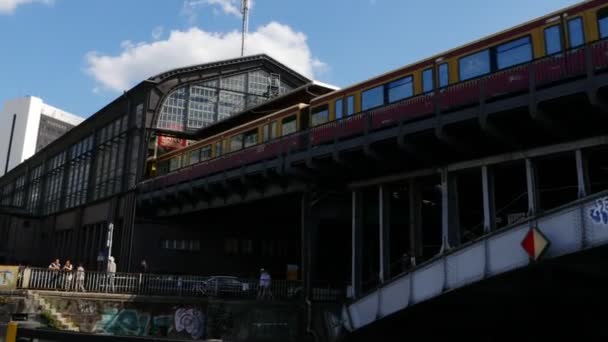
[0,0,582,118]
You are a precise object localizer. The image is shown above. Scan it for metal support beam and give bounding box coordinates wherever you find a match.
[481,165,496,233]
[351,190,363,299]
[378,185,391,283]
[575,149,589,198]
[408,179,423,264]
[525,158,539,216]
[441,169,460,252]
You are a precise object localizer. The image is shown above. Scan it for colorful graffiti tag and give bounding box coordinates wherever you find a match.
[589,197,608,225]
[175,307,205,339]
[0,266,18,290]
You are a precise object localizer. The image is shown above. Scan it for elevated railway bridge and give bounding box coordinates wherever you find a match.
[137,40,608,338]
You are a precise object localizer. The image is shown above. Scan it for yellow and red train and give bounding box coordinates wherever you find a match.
[147,0,608,188]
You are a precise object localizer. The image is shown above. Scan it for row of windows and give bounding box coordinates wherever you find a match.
[0,106,141,215]
[157,71,294,132]
[161,239,201,251]
[65,136,94,209]
[165,115,298,172]
[224,238,289,257]
[93,116,128,201]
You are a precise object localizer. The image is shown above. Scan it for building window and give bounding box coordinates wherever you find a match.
[241,239,253,255]
[93,116,128,201]
[387,76,413,103]
[568,17,585,48]
[439,63,449,87]
[281,116,297,136]
[362,85,384,111]
[599,8,608,39]
[346,96,355,116]
[496,36,532,70]
[161,239,201,251]
[422,68,434,93]
[311,106,329,126]
[335,99,343,120]
[459,49,490,81]
[544,25,563,55]
[27,165,43,214]
[224,238,239,255]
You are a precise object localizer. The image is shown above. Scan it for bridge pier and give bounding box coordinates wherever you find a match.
[351,191,363,298]
[481,165,496,233]
[441,169,460,251]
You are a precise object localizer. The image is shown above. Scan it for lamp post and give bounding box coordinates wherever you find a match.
[106,222,114,264]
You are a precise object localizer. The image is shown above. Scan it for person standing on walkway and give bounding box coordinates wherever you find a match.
[48,259,61,290]
[63,260,74,291]
[257,268,272,300]
[76,263,86,292]
[106,256,117,293]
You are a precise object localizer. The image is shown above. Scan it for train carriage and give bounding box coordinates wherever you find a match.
[146,0,608,188]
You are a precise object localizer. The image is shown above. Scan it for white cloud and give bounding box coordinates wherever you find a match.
[0,0,52,14]
[182,0,251,23]
[85,22,326,93]
[151,26,164,40]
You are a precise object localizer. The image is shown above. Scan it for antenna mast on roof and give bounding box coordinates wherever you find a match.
[241,0,249,57]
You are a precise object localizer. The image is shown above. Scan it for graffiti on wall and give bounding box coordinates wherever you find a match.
[58,299,206,340]
[175,307,205,340]
[589,197,608,225]
[0,266,18,290]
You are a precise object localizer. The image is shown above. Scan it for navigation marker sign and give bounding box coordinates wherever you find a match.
[521,227,550,261]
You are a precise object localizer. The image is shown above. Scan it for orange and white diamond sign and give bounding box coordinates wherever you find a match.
[521,227,550,261]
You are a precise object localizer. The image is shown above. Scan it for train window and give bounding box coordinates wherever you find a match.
[170,156,180,171]
[230,134,244,151]
[215,141,223,156]
[422,68,434,93]
[438,63,449,87]
[311,106,330,126]
[544,25,563,55]
[387,76,413,103]
[362,85,384,111]
[346,96,355,116]
[568,17,584,48]
[201,146,211,160]
[190,149,200,165]
[597,7,608,39]
[459,49,490,81]
[262,124,270,142]
[244,129,258,148]
[281,116,297,136]
[496,36,532,70]
[271,121,278,139]
[335,99,343,120]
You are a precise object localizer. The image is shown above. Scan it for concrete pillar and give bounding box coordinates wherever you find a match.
[441,169,460,251]
[481,165,496,233]
[575,149,589,198]
[351,191,363,298]
[301,192,319,300]
[525,159,539,216]
[378,185,391,283]
[408,179,422,264]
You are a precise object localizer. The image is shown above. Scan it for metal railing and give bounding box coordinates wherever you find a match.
[18,268,341,302]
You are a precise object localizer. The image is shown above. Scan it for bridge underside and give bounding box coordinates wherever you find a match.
[346,244,608,341]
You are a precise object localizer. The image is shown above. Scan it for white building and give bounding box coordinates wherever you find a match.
[0,96,84,176]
